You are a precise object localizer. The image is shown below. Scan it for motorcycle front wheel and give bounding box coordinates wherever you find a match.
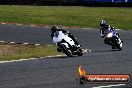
[61,44,72,57]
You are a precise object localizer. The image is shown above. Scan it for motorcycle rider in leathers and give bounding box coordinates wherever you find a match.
[51,25,81,52]
[99,20,121,49]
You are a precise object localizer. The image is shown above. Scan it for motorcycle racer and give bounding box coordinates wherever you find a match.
[100,20,116,38]
[99,20,122,49]
[51,25,81,52]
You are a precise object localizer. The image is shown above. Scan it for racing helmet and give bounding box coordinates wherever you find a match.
[100,20,106,27]
[51,25,60,32]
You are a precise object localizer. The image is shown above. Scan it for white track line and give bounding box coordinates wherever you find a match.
[46,45,52,46]
[92,84,126,88]
[35,44,40,46]
[82,28,94,30]
[23,43,29,45]
[9,42,15,44]
[0,41,4,43]
[0,55,65,64]
[30,25,36,27]
[0,40,41,45]
[1,23,6,24]
[0,22,123,31]
[16,23,22,25]
[0,48,90,64]
[115,29,122,31]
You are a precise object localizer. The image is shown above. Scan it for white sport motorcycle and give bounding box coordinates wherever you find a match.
[53,31,83,57]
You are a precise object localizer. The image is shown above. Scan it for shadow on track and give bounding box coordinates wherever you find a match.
[93,49,121,53]
[42,55,80,60]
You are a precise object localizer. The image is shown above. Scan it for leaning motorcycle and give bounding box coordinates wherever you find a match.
[104,30,123,50]
[53,31,83,57]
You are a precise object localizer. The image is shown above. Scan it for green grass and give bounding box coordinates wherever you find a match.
[0,5,132,29]
[0,45,61,61]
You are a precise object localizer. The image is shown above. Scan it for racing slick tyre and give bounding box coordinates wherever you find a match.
[61,44,72,57]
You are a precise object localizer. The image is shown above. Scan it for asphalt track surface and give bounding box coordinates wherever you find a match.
[0,24,132,88]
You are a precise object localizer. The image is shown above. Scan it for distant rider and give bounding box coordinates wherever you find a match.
[99,20,121,47]
[51,25,81,51]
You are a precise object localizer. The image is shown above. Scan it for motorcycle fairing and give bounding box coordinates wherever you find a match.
[53,31,75,46]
